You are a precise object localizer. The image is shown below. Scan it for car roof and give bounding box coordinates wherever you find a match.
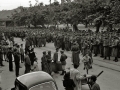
[17,71,55,88]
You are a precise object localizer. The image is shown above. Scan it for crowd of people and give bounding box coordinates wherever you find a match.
[0,27,120,90]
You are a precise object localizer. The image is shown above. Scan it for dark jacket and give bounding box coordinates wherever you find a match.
[14,53,20,64]
[29,52,36,61]
[63,79,75,90]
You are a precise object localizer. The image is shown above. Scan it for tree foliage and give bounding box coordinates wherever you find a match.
[12,0,120,32]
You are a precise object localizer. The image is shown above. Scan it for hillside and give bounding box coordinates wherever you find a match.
[0,8,21,20]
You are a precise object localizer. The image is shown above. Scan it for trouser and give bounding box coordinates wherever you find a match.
[100,45,104,57]
[62,42,65,50]
[31,60,34,66]
[62,65,65,70]
[3,53,7,61]
[25,64,31,74]
[0,59,3,66]
[15,63,19,77]
[9,59,13,71]
[94,45,99,56]
[21,54,24,62]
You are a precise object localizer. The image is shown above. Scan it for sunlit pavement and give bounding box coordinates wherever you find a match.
[0,38,120,90]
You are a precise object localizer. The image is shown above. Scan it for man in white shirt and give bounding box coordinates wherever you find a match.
[70,64,86,90]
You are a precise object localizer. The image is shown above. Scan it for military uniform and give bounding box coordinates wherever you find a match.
[103,37,110,60]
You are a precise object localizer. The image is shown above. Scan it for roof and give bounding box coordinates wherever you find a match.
[0,10,14,20]
[17,71,55,88]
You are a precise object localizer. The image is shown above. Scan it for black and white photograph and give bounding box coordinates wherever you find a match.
[0,0,120,90]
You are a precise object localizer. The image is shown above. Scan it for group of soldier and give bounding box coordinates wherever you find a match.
[52,30,120,62]
[0,27,120,76]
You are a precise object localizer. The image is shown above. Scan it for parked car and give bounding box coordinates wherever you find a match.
[11,71,58,90]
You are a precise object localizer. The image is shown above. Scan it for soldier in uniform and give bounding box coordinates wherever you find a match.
[103,36,110,60]
[99,35,104,57]
[38,34,42,47]
[93,37,98,56]
[71,41,80,66]
[112,36,119,62]
[7,47,13,71]
[46,51,52,75]
[41,51,50,73]
[60,50,67,75]
[0,46,4,66]
[82,40,89,56]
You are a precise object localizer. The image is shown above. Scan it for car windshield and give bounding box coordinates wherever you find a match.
[29,81,57,90]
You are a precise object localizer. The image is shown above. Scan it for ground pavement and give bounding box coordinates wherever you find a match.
[0,38,120,90]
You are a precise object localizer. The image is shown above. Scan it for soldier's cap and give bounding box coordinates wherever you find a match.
[60,50,64,53]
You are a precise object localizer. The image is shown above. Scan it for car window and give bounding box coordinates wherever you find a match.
[29,81,57,90]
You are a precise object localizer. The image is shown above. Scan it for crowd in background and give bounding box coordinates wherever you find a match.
[0,27,120,77]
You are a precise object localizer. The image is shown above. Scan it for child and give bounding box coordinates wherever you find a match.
[31,57,39,72]
[82,53,91,74]
[63,72,76,90]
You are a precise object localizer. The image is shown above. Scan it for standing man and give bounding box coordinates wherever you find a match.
[46,51,52,74]
[70,64,86,90]
[112,37,119,62]
[13,49,20,77]
[103,37,110,60]
[20,44,24,63]
[53,48,59,63]
[29,48,36,66]
[24,51,31,74]
[0,46,4,66]
[41,51,47,71]
[60,50,67,75]
[53,48,59,73]
[71,42,80,66]
[7,47,13,71]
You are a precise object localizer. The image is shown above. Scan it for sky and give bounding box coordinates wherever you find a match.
[0,0,61,11]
